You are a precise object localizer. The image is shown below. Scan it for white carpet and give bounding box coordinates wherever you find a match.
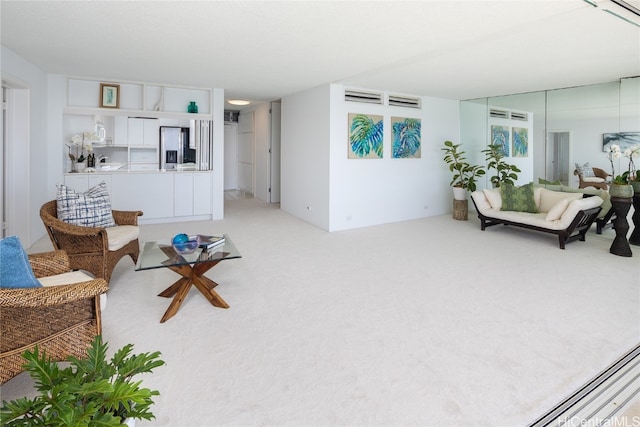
[3,199,639,426]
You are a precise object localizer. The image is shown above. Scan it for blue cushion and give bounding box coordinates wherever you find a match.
[0,236,42,288]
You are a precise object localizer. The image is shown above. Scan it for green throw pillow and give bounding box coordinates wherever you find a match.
[500,183,539,213]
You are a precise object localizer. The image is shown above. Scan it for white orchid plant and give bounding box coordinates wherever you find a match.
[67,131,98,163]
[606,144,640,184]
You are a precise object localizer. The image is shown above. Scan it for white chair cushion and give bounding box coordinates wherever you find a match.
[38,270,95,287]
[39,270,107,310]
[105,225,139,251]
[583,177,605,183]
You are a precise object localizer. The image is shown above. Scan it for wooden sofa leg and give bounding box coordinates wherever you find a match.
[558,236,566,250]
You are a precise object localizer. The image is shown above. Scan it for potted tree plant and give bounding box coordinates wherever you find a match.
[441,140,485,200]
[0,336,165,426]
[482,143,521,188]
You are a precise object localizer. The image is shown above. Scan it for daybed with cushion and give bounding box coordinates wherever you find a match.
[0,237,108,383]
[536,182,615,234]
[40,181,142,283]
[470,183,603,249]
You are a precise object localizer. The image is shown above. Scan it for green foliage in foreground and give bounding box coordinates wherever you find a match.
[0,336,165,426]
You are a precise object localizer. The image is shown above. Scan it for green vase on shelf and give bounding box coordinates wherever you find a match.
[188,101,198,114]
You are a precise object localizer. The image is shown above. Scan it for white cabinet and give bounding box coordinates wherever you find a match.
[113,116,128,146]
[64,171,213,222]
[64,174,112,193]
[127,118,159,146]
[173,172,212,217]
[194,173,212,215]
[127,118,159,170]
[111,173,174,220]
[174,173,195,217]
[64,175,91,192]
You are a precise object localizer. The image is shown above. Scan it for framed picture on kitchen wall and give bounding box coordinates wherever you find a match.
[99,83,120,109]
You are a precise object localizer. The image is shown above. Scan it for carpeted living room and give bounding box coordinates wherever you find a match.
[1,1,639,426]
[2,196,638,425]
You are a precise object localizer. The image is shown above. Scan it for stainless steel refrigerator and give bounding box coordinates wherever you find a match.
[159,120,213,171]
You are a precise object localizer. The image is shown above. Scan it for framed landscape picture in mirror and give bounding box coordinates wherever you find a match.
[99,83,120,109]
[603,132,640,152]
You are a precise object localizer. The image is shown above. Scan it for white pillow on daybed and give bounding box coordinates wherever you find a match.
[538,188,582,213]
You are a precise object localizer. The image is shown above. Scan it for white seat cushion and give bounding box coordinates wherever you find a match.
[38,270,95,287]
[39,270,107,310]
[105,225,139,251]
[583,177,605,183]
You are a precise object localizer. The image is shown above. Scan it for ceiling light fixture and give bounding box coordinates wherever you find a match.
[228,99,250,106]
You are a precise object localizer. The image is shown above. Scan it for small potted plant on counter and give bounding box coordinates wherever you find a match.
[0,336,165,426]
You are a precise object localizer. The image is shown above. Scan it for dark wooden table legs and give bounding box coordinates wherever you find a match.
[157,258,230,323]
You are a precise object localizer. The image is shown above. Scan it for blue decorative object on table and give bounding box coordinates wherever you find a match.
[172,234,200,254]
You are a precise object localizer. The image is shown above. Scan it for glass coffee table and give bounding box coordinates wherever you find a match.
[135,234,241,323]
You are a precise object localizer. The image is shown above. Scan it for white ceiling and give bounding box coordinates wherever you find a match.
[1,0,639,109]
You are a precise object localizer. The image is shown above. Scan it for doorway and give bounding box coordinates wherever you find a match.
[547,130,572,185]
[2,81,30,242]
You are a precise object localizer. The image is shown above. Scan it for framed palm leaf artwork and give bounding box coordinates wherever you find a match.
[491,125,510,157]
[391,117,421,158]
[348,113,383,159]
[512,127,529,157]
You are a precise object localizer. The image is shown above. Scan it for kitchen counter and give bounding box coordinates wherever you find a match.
[63,170,214,224]
[67,163,204,174]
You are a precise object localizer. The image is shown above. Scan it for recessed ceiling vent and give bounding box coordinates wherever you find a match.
[388,95,422,109]
[510,111,528,121]
[344,90,383,104]
[489,108,509,119]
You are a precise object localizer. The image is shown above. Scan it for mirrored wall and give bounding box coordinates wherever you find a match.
[461,77,640,189]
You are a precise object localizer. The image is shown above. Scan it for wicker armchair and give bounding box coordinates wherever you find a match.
[0,251,108,384]
[574,167,610,190]
[40,200,142,283]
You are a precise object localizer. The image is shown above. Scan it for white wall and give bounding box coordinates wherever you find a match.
[281,83,461,232]
[281,85,331,230]
[1,46,49,246]
[211,87,225,220]
[329,85,460,231]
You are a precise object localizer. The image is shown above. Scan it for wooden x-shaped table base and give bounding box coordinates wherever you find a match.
[157,257,229,323]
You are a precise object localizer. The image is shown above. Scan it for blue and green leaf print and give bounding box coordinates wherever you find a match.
[349,114,383,158]
[392,118,421,158]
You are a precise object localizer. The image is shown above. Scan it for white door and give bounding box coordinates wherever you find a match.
[223,123,238,190]
[237,112,254,195]
[2,84,29,243]
[547,131,572,185]
[269,101,281,203]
